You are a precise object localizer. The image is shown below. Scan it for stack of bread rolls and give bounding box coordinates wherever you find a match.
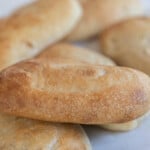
[0,0,149,149]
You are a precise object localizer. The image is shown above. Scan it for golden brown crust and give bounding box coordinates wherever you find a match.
[39,43,148,131]
[66,0,143,41]
[0,0,82,70]
[36,43,115,66]
[41,43,149,131]
[0,113,91,150]
[100,17,150,76]
[0,57,149,124]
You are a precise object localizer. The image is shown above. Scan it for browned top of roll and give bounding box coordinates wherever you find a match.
[0,56,149,124]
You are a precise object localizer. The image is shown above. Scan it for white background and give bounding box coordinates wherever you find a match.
[0,0,150,150]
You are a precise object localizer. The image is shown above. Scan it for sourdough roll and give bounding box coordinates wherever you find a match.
[0,0,82,70]
[0,113,91,150]
[37,43,115,66]
[66,0,143,41]
[0,57,149,125]
[100,18,150,76]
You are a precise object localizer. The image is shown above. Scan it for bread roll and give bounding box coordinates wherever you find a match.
[66,0,143,41]
[37,43,115,66]
[0,56,149,124]
[100,18,150,76]
[0,0,82,70]
[38,43,150,131]
[0,113,91,150]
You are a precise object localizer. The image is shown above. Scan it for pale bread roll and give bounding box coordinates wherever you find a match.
[66,0,143,41]
[0,0,82,70]
[100,18,150,76]
[37,43,150,131]
[37,43,115,66]
[101,112,150,131]
[0,113,91,150]
[0,56,149,124]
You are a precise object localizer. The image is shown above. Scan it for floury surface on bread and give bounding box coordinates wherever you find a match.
[0,113,91,150]
[36,43,115,66]
[100,18,150,76]
[0,0,82,70]
[0,54,150,124]
[39,43,150,131]
[66,0,143,41]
